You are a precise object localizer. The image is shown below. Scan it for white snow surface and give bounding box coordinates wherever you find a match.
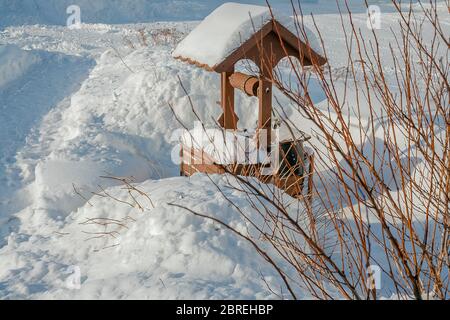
[1,174,297,299]
[173,2,321,69]
[0,2,448,299]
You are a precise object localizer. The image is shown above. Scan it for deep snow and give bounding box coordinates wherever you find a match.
[0,175,300,299]
[0,1,448,299]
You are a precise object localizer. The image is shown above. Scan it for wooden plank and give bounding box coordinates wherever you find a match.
[258,78,272,151]
[219,70,238,129]
[307,152,315,202]
[181,146,316,200]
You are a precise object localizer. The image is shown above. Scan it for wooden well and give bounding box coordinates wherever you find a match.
[173,4,326,198]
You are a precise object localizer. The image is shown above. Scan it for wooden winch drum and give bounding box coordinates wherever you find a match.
[229,72,260,96]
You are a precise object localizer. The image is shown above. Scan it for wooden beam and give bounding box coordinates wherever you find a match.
[219,70,238,129]
[258,78,272,151]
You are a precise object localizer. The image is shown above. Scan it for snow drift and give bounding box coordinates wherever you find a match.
[0,45,40,88]
[0,174,298,299]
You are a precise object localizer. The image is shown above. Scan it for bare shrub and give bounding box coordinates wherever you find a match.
[122,26,186,50]
[72,176,154,250]
[168,1,449,300]
[150,27,185,46]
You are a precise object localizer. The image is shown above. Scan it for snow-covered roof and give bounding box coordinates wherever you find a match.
[173,2,323,71]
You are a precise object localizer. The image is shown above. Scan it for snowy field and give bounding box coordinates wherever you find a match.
[0,0,424,28]
[0,1,448,299]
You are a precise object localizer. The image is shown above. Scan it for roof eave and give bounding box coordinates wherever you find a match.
[173,55,215,72]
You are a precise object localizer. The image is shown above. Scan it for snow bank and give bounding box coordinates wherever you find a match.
[173,2,322,69]
[0,175,296,299]
[0,45,40,88]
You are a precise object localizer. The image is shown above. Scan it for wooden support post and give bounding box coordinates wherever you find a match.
[219,70,238,129]
[258,78,272,151]
[307,152,315,205]
[180,147,184,176]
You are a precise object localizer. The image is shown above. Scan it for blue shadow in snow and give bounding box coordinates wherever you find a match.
[0,49,95,193]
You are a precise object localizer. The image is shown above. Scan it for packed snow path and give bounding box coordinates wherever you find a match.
[0,46,95,196]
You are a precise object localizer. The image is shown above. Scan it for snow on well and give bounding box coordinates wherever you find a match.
[172,2,322,69]
[181,127,269,165]
[180,123,309,165]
